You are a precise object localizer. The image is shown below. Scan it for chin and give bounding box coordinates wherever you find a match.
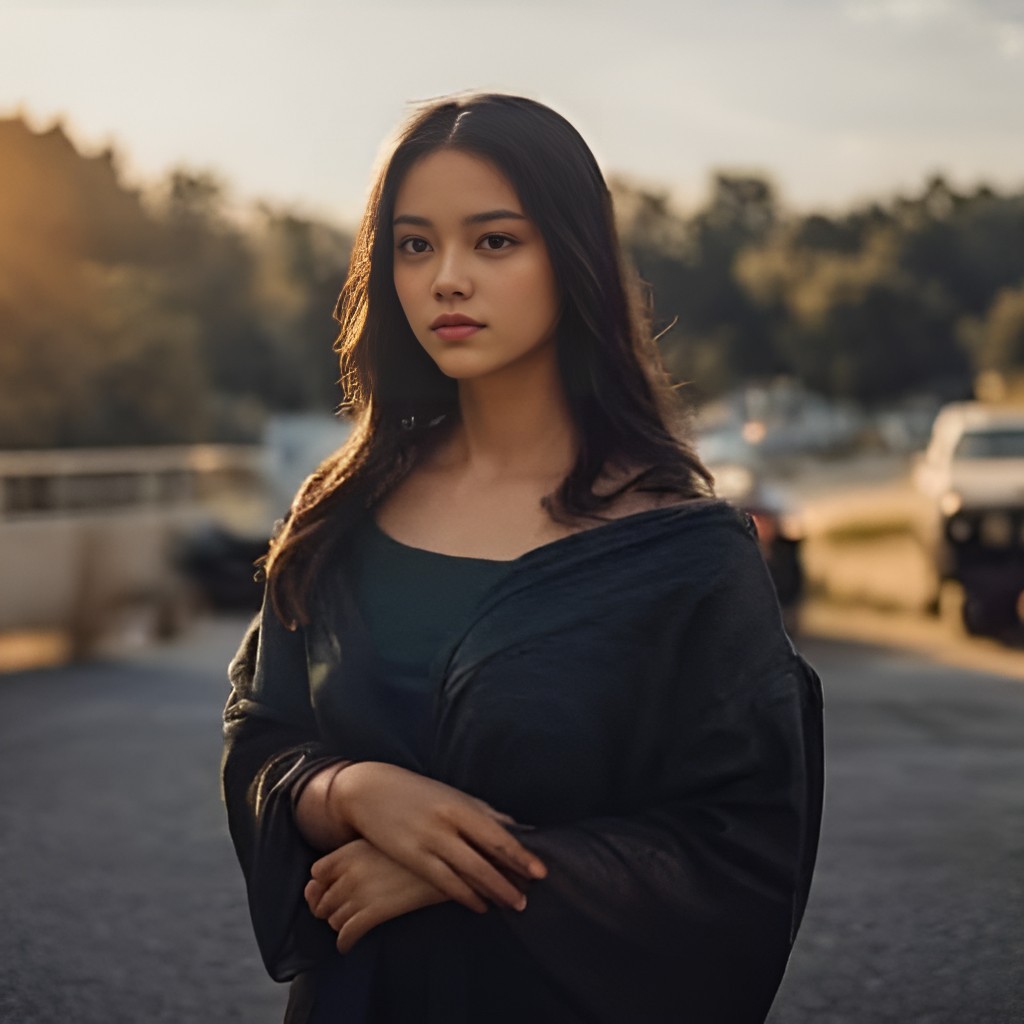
[424,340,556,383]
[427,352,497,380]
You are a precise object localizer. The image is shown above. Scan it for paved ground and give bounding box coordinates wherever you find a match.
[0,617,284,1024]
[1,617,1022,1023]
[768,636,1023,1024]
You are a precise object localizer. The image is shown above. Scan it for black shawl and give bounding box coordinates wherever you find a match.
[222,500,824,1023]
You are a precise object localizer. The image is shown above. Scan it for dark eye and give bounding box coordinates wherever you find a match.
[481,235,513,251]
[399,237,431,254]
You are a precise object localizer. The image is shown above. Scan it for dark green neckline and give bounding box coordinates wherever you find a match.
[366,516,516,565]
[365,498,726,570]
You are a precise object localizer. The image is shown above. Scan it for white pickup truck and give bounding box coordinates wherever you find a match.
[913,402,1024,635]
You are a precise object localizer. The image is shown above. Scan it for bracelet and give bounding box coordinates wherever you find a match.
[289,754,356,814]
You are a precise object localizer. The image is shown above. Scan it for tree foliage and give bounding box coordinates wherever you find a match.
[616,172,1022,407]
[0,118,349,448]
[960,280,1024,373]
[3,116,1024,449]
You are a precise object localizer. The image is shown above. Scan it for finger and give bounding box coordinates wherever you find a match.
[436,838,529,911]
[374,838,487,912]
[486,833,547,880]
[310,847,349,883]
[314,872,359,923]
[420,857,489,914]
[455,814,547,880]
[328,898,355,934]
[485,811,537,834]
[471,797,516,821]
[336,908,377,954]
[311,889,339,921]
[304,879,327,915]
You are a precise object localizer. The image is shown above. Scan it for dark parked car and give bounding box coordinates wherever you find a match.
[175,522,267,612]
[710,462,805,635]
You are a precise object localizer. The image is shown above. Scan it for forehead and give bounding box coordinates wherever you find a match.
[394,149,523,220]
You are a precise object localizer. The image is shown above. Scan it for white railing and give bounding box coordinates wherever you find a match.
[0,445,265,656]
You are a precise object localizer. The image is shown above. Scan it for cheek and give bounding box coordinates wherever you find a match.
[392,265,403,304]
[524,263,560,330]
[503,259,559,315]
[392,269,418,322]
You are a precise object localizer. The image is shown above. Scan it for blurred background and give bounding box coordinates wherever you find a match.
[3,0,1024,656]
[1,2,1022,1022]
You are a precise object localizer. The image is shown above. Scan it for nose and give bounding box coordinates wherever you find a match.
[432,249,473,301]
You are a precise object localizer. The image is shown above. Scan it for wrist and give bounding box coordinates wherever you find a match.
[295,759,360,850]
[327,760,381,833]
[323,760,359,820]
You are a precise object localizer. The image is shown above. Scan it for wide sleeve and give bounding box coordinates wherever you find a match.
[221,596,344,980]
[496,545,825,1024]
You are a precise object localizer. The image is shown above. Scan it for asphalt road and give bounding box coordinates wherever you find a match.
[0,619,285,1024]
[1,619,1021,1024]
[767,636,1023,1024]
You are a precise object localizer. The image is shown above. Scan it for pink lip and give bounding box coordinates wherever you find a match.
[434,324,482,342]
[431,313,483,328]
[431,313,484,341]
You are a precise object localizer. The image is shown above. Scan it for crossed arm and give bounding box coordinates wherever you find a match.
[225,548,821,1002]
[293,759,547,952]
[221,606,544,970]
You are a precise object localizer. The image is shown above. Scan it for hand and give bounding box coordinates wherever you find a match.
[332,762,546,914]
[305,840,448,952]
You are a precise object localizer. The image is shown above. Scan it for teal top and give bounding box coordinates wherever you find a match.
[345,516,512,766]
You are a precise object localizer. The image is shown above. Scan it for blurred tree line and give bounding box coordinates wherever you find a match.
[615,172,1024,406]
[0,117,349,448]
[2,115,1024,449]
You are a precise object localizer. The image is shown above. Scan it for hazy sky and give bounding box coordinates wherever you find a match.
[2,0,1023,224]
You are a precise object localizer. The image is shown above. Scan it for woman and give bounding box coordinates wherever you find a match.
[223,93,824,1024]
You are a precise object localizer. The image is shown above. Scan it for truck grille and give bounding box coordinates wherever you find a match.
[946,508,1024,550]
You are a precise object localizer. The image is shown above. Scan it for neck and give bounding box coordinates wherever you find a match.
[447,351,577,481]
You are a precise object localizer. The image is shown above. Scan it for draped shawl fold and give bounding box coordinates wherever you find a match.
[222,499,824,1023]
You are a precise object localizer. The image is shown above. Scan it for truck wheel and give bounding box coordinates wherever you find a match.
[965,590,1019,637]
[959,588,1017,637]
[961,591,992,636]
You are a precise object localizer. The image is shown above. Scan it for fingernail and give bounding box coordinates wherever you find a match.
[529,862,546,879]
[514,894,527,912]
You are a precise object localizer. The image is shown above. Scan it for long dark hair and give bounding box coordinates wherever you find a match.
[265,93,713,625]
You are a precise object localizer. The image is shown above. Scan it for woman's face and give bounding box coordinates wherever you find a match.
[392,148,561,383]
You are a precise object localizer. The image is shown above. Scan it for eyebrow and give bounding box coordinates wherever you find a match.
[393,209,528,228]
